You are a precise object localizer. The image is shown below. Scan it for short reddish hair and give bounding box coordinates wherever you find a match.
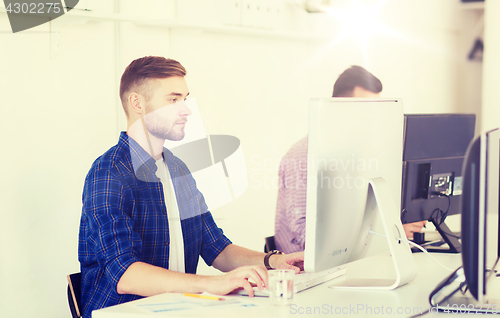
[120,56,186,115]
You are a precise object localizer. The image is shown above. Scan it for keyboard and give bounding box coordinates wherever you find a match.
[236,266,346,297]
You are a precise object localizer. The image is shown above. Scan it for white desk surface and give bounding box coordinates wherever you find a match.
[93,253,500,318]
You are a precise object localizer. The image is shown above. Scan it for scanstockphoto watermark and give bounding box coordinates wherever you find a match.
[248,154,379,190]
[290,303,424,315]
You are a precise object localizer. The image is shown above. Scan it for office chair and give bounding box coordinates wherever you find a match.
[67,272,82,318]
[264,236,276,253]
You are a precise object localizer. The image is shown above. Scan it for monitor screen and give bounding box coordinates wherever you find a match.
[304,98,408,273]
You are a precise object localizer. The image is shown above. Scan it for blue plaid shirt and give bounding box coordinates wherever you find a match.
[78,132,232,318]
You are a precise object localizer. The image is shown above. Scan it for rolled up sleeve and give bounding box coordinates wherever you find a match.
[200,212,232,266]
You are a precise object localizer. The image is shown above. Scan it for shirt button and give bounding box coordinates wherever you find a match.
[165,240,169,245]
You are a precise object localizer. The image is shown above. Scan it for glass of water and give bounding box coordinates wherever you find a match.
[268,269,295,305]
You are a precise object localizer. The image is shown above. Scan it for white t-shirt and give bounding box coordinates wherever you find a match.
[155,158,185,273]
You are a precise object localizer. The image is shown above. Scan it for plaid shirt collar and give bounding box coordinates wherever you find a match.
[119,132,176,182]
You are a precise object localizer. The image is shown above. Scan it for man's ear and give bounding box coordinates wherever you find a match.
[128,92,143,115]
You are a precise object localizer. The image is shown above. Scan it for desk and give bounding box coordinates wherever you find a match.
[93,253,497,318]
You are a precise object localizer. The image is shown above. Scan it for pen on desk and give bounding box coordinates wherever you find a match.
[183,293,225,301]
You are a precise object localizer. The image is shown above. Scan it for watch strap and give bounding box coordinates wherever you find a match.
[264,250,283,270]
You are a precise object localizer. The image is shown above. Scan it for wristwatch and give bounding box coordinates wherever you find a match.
[264,250,283,270]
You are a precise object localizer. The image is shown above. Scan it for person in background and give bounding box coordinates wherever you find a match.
[274,65,426,253]
[79,56,304,318]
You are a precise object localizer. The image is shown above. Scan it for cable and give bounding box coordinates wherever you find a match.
[430,192,451,225]
[427,192,461,240]
[369,230,456,272]
[419,239,446,247]
[406,240,456,272]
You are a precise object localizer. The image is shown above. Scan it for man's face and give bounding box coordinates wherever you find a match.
[143,76,191,141]
[352,86,380,98]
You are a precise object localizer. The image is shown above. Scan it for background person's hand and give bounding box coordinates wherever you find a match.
[270,252,304,273]
[403,221,427,239]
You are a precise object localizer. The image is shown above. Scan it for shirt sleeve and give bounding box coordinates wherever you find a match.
[199,212,232,266]
[82,168,142,291]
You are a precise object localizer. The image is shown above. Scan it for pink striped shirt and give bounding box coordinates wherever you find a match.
[275,136,308,253]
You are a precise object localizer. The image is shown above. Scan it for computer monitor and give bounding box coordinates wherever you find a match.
[430,128,500,309]
[304,98,416,290]
[401,114,476,253]
[461,128,500,302]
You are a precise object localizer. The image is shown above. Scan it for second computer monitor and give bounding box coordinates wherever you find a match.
[401,114,475,223]
[304,98,406,273]
[401,114,475,253]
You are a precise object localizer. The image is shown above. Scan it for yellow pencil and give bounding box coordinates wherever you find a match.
[183,293,225,301]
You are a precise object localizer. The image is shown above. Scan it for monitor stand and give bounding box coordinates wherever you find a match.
[330,178,417,290]
[430,267,500,314]
[426,220,461,254]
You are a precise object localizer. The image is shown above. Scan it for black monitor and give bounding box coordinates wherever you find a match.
[400,114,476,253]
[461,128,500,302]
[429,128,500,310]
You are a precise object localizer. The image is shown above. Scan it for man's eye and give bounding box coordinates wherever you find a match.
[171,98,177,103]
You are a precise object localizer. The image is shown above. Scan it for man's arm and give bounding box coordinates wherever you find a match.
[116,261,269,297]
[116,245,304,297]
[211,244,304,273]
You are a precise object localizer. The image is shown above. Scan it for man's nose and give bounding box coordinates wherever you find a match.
[180,101,192,116]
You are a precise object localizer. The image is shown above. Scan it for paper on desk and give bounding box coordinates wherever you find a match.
[135,294,257,314]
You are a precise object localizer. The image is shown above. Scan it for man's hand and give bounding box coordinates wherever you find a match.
[204,265,268,297]
[403,221,427,239]
[269,252,304,273]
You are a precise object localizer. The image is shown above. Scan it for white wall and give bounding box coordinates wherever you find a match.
[0,0,484,317]
[482,0,500,131]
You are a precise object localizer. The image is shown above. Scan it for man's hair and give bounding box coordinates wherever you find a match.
[332,65,382,97]
[120,56,186,116]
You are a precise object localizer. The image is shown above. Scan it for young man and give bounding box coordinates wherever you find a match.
[78,56,304,317]
[274,65,426,253]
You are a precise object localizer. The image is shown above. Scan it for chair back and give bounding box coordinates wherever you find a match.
[264,236,276,253]
[67,272,82,318]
